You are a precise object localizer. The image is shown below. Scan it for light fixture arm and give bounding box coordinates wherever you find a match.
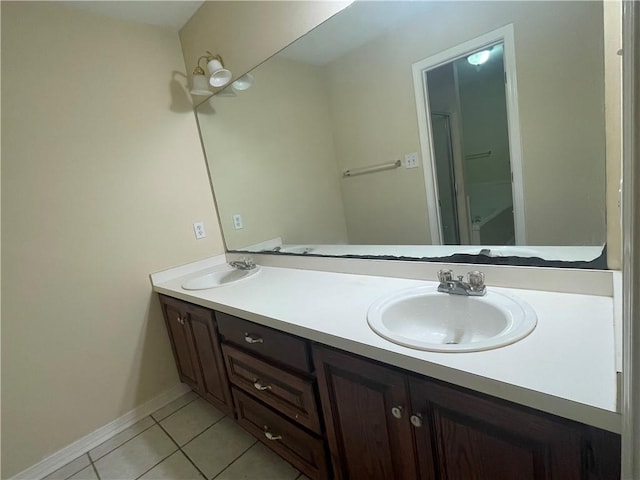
[192,52,225,76]
[205,51,224,66]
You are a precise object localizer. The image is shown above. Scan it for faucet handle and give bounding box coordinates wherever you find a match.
[467,271,485,290]
[438,269,453,283]
[243,257,255,266]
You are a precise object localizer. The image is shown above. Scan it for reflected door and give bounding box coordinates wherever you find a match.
[431,113,460,245]
[416,29,526,246]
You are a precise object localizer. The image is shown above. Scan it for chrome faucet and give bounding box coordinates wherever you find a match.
[437,269,487,296]
[229,257,256,270]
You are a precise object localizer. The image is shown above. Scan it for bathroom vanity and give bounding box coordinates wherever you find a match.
[152,258,621,480]
[167,0,626,476]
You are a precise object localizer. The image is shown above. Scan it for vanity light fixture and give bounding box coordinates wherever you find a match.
[467,49,491,66]
[190,51,233,96]
[232,73,254,91]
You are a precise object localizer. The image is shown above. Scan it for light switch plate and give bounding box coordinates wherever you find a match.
[405,152,419,168]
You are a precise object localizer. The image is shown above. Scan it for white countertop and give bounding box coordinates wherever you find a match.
[151,257,620,433]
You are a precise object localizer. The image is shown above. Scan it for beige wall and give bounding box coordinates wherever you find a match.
[603,0,623,269]
[1,3,223,477]
[326,37,432,245]
[197,57,348,249]
[325,1,606,246]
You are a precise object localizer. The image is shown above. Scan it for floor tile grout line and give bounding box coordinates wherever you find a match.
[150,412,209,480]
[88,454,101,480]
[210,440,258,480]
[58,453,91,480]
[130,445,180,480]
[58,394,259,480]
[92,421,177,480]
[89,392,199,464]
[169,411,229,450]
[88,417,157,463]
[151,393,200,423]
[47,393,199,480]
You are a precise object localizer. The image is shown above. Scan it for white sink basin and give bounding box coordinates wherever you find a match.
[367,286,536,352]
[182,265,261,290]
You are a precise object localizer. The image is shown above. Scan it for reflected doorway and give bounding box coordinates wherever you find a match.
[413,25,525,245]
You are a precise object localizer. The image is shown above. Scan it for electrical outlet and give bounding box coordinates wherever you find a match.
[193,221,207,239]
[232,214,244,230]
[405,152,419,169]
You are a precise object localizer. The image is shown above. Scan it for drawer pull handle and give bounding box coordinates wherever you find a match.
[244,333,264,344]
[391,406,403,419]
[254,380,272,391]
[264,428,282,441]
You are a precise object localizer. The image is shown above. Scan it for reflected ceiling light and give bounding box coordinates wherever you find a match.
[467,49,491,66]
[190,51,232,96]
[232,73,254,91]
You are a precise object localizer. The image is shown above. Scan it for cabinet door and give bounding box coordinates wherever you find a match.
[188,309,232,413]
[160,297,199,389]
[159,296,232,413]
[409,378,583,480]
[314,346,417,480]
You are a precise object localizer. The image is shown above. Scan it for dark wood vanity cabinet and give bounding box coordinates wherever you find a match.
[159,295,620,480]
[216,310,330,479]
[158,295,232,413]
[410,379,583,480]
[314,345,621,480]
[314,345,418,480]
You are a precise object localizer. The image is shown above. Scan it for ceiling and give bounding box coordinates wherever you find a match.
[278,1,433,66]
[61,1,204,30]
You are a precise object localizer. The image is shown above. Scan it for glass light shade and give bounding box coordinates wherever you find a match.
[207,58,232,87]
[190,74,211,96]
[232,73,254,91]
[467,50,491,66]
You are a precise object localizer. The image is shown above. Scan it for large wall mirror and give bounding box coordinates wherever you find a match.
[195,1,611,268]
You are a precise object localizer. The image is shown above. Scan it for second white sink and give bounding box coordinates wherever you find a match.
[182,265,261,290]
[367,286,536,352]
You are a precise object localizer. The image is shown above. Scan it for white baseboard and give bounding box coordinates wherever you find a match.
[11,383,192,480]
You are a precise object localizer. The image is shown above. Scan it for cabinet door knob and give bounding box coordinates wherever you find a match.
[410,413,423,428]
[176,315,184,325]
[391,406,403,419]
[263,428,282,441]
[244,333,264,344]
[254,380,272,391]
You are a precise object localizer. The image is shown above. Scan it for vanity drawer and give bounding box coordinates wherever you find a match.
[216,311,312,373]
[232,387,329,480]
[222,343,321,433]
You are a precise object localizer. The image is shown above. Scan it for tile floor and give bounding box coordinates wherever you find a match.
[43,391,311,480]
